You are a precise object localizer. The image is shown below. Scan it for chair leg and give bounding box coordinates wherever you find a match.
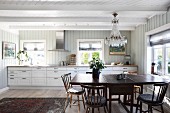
[64,93,69,112]
[109,94,111,113]
[86,107,89,113]
[70,94,72,108]
[82,94,85,109]
[136,99,139,113]
[104,106,107,113]
[77,95,80,113]
[161,105,164,113]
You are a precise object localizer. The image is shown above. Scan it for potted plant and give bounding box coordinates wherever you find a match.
[89,58,106,79]
[17,50,29,65]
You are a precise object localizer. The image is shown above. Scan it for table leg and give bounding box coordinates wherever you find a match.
[140,85,143,113]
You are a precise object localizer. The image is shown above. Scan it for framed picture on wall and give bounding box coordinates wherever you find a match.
[2,41,16,59]
[109,44,126,55]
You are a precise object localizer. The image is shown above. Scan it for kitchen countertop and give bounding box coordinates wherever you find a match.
[7,64,138,67]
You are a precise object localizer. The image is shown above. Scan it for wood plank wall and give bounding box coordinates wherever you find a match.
[0,29,19,89]
[19,30,131,65]
[131,10,170,74]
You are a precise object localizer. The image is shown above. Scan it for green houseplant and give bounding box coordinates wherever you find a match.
[89,58,106,79]
[17,50,29,65]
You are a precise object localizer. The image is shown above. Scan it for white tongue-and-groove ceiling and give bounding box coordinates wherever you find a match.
[0,0,169,30]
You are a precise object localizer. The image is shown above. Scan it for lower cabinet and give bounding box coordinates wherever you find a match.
[47,77,64,86]
[7,66,138,87]
[32,78,46,86]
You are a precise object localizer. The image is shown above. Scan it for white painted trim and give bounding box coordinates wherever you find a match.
[76,39,105,65]
[0,87,9,94]
[145,23,170,36]
[144,23,170,75]
[20,40,46,65]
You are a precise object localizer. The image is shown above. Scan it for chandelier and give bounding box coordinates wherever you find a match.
[105,13,127,46]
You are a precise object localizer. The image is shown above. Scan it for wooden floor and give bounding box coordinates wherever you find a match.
[0,89,169,113]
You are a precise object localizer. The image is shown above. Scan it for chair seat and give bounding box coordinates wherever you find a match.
[85,96,106,106]
[138,94,161,105]
[67,87,85,94]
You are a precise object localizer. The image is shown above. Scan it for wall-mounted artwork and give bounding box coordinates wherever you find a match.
[109,44,126,55]
[2,42,16,59]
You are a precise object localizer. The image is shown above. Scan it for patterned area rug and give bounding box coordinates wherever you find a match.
[0,98,67,113]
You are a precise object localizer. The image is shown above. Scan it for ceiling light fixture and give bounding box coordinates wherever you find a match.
[105,13,127,46]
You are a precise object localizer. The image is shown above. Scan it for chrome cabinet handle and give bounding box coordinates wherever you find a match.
[54,68,58,69]
[22,78,26,79]
[22,71,26,72]
[54,78,58,79]
[10,75,14,76]
[54,71,58,73]
[123,68,127,69]
[10,78,14,79]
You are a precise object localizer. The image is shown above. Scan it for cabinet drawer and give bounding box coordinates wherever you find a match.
[47,67,67,71]
[32,78,46,86]
[8,70,18,74]
[32,67,46,71]
[32,71,46,77]
[8,67,31,71]
[18,71,31,78]
[47,77,64,86]
[8,78,18,85]
[8,73,18,78]
[46,71,67,77]
[18,78,31,86]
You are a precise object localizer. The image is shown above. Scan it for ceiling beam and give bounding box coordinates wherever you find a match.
[0,4,167,11]
[0,17,147,24]
[9,25,135,31]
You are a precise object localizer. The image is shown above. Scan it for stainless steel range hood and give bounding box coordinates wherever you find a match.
[48,31,69,52]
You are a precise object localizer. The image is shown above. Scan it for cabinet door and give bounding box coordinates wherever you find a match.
[47,77,64,86]
[32,71,46,78]
[18,71,31,78]
[46,71,67,77]
[32,78,46,86]
[18,78,31,86]
[8,78,18,86]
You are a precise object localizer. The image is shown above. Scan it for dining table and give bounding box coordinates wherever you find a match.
[70,73,170,113]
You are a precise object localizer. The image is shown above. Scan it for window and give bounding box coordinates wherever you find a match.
[150,30,170,75]
[20,40,46,65]
[77,39,104,65]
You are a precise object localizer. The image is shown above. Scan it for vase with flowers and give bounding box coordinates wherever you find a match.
[89,58,106,79]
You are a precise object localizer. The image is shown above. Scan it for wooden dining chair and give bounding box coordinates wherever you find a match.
[81,84,108,113]
[108,84,134,113]
[136,83,169,113]
[61,73,85,113]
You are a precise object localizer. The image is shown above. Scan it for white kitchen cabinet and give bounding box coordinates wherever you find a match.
[8,67,32,86]
[46,67,67,86]
[47,77,64,86]
[32,78,46,86]
[32,67,46,86]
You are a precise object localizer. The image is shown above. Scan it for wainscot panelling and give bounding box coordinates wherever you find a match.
[19,30,131,65]
[0,29,19,89]
[131,10,170,74]
[65,30,131,64]
[19,30,69,65]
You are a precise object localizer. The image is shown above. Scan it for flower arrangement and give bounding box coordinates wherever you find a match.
[17,50,29,65]
[89,58,106,71]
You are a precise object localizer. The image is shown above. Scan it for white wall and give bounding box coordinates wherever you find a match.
[19,30,69,65]
[0,29,19,89]
[19,30,131,65]
[131,10,170,74]
[65,30,131,64]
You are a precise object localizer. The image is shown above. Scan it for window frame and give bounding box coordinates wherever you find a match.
[152,44,170,76]
[77,39,104,66]
[20,40,46,65]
